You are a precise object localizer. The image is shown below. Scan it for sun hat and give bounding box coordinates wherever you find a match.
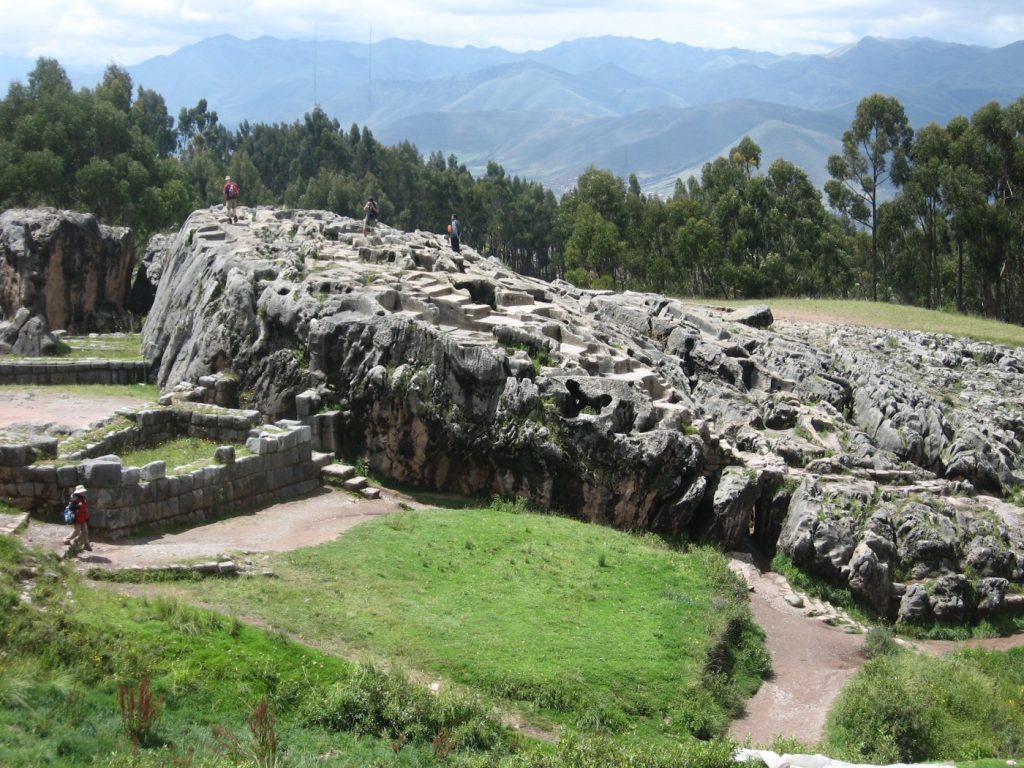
[225,175,232,181]
[73,484,87,496]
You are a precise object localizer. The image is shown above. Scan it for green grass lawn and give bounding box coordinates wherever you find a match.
[0,507,760,766]
[117,436,252,474]
[164,502,769,742]
[710,298,1024,347]
[62,333,143,361]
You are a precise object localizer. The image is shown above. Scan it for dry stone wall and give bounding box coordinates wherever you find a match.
[0,404,327,538]
[0,360,149,386]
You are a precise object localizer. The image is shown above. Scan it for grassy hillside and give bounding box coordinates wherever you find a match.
[0,502,765,766]
[160,502,770,745]
[714,298,1024,347]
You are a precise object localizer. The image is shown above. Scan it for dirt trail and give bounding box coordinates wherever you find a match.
[0,388,151,431]
[728,561,866,746]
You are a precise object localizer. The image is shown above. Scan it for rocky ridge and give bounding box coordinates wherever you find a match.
[141,205,1024,625]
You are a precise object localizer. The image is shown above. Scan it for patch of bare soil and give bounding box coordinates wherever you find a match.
[0,389,151,431]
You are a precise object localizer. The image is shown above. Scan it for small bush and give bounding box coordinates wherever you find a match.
[118,674,164,748]
[862,626,900,659]
[304,663,506,751]
[825,650,1024,762]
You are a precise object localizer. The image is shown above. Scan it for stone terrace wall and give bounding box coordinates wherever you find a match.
[64,406,260,460]
[0,408,329,538]
[0,360,149,385]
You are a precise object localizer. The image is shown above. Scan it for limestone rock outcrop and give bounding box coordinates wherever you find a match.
[141,206,1024,624]
[0,208,134,333]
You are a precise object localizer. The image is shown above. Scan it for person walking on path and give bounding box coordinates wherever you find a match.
[62,485,92,552]
[448,213,462,252]
[223,176,240,224]
[363,197,380,235]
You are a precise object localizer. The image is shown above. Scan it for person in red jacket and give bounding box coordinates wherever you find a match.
[62,485,92,552]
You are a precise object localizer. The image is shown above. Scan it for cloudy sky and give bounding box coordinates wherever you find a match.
[2,0,1023,66]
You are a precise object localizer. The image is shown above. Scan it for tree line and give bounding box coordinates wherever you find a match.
[1,58,1023,323]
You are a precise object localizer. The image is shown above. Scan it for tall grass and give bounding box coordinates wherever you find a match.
[825,647,1024,762]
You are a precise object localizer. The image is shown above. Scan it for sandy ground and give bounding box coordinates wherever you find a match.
[7,390,1024,747]
[0,388,149,431]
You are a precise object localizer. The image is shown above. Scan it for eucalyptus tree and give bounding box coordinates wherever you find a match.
[826,94,914,301]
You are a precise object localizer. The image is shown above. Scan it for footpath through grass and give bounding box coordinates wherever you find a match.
[712,298,1024,347]
[164,501,770,744]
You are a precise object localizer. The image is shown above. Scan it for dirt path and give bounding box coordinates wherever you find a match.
[728,560,866,746]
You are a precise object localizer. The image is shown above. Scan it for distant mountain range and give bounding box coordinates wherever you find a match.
[2,35,1022,195]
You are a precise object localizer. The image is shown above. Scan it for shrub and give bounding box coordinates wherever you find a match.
[861,626,900,659]
[304,663,506,751]
[825,651,1022,762]
[118,674,164,748]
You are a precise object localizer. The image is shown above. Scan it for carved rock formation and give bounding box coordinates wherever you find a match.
[141,207,1024,623]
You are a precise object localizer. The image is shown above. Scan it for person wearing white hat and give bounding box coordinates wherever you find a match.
[62,484,92,552]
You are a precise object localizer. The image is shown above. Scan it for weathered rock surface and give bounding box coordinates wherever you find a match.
[0,208,134,333]
[141,207,1024,624]
[0,307,59,356]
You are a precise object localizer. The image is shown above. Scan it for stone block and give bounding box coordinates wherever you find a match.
[323,463,357,483]
[140,461,166,481]
[0,445,29,467]
[56,465,78,487]
[122,467,141,486]
[295,389,321,419]
[343,476,369,491]
[27,465,57,484]
[81,459,124,487]
[214,445,236,464]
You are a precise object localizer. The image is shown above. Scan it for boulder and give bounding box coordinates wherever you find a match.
[928,574,974,623]
[728,304,774,328]
[0,208,134,333]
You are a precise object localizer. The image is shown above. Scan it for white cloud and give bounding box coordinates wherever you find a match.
[181,5,212,22]
[0,0,1021,65]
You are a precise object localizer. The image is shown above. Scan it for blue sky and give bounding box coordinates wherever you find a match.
[1,0,1022,66]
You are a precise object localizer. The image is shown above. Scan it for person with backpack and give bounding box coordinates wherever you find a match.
[363,196,380,235]
[61,485,92,552]
[223,175,240,224]
[449,213,462,253]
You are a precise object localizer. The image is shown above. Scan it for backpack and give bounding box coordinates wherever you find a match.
[62,504,75,524]
[226,181,240,200]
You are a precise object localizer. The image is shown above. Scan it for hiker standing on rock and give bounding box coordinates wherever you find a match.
[62,485,92,552]
[448,213,462,253]
[363,196,380,235]
[223,176,240,224]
